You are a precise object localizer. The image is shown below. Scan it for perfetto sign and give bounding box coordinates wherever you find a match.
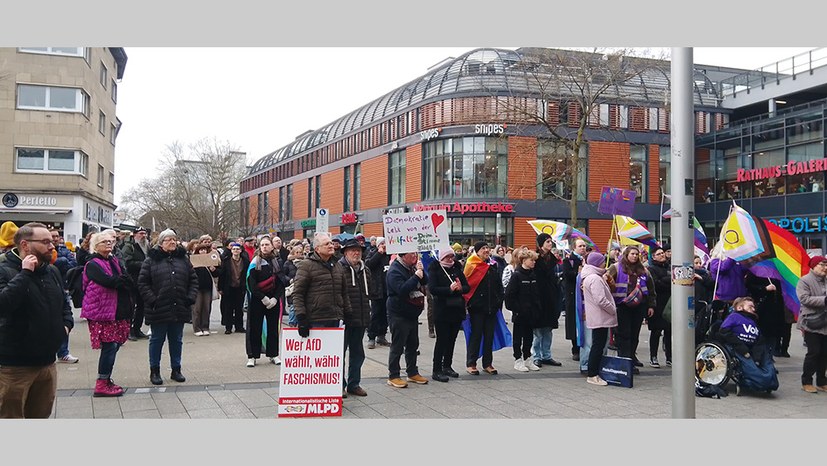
[736,157,827,182]
[383,209,451,254]
[412,202,514,214]
[278,327,345,418]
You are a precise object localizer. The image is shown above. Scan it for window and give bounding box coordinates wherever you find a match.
[97,164,105,187]
[110,123,117,145]
[389,150,406,205]
[17,84,88,113]
[15,148,88,175]
[659,146,671,196]
[314,175,321,212]
[18,47,85,57]
[788,143,825,194]
[100,62,108,89]
[354,163,361,211]
[279,186,285,222]
[423,137,508,200]
[111,80,118,103]
[307,177,314,217]
[99,111,106,135]
[751,149,785,197]
[537,140,587,201]
[286,184,293,221]
[108,172,114,194]
[343,166,351,212]
[630,144,647,202]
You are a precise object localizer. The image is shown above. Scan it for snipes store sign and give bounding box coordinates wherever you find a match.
[413,202,514,215]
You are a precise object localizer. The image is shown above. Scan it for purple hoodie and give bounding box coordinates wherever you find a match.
[708,257,748,301]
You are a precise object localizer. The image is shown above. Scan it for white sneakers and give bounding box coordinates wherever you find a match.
[514,358,529,372]
[58,354,79,364]
[194,331,211,336]
[586,376,608,386]
[246,358,256,367]
[270,356,281,365]
[524,358,540,371]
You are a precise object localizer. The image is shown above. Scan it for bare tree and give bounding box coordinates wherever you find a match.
[121,138,248,239]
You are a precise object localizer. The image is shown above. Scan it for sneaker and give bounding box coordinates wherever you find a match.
[376,338,391,347]
[367,339,376,349]
[587,376,608,386]
[202,330,210,336]
[135,329,149,339]
[443,367,460,378]
[803,384,818,393]
[541,358,562,367]
[514,358,529,372]
[270,356,281,365]
[387,378,408,388]
[665,359,672,367]
[246,358,256,367]
[649,357,660,368]
[58,354,79,364]
[195,331,203,336]
[525,358,540,371]
[406,374,429,384]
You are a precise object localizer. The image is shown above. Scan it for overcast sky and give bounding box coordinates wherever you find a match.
[112,46,817,205]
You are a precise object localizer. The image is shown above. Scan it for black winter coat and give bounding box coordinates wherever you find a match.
[504,266,542,327]
[138,246,198,325]
[427,260,470,323]
[340,257,372,327]
[247,254,289,302]
[386,257,428,321]
[466,260,504,316]
[193,260,220,291]
[217,254,250,293]
[694,267,715,304]
[533,251,561,328]
[121,240,147,279]
[365,251,390,300]
[647,260,672,331]
[745,271,784,340]
[0,250,74,366]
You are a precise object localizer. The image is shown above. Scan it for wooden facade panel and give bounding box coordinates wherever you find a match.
[507,136,537,200]
[360,153,388,210]
[292,179,309,222]
[588,219,615,253]
[513,217,538,249]
[362,222,383,239]
[649,144,661,204]
[406,144,422,203]
[321,169,344,215]
[587,141,631,202]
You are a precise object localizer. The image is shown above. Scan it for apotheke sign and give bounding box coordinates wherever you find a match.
[413,202,514,214]
[736,157,827,182]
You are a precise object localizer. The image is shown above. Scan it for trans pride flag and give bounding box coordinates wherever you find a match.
[719,203,775,265]
[615,215,660,249]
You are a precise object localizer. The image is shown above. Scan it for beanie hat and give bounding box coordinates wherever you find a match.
[662,243,671,251]
[808,255,827,269]
[452,242,462,252]
[473,241,489,253]
[586,252,605,268]
[439,249,455,261]
[537,233,551,248]
[0,221,19,249]
[376,236,386,246]
[157,228,177,244]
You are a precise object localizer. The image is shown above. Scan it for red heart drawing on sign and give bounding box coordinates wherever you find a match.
[431,212,445,231]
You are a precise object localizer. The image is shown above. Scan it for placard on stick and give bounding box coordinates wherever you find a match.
[597,186,637,217]
[278,327,345,418]
[382,209,451,254]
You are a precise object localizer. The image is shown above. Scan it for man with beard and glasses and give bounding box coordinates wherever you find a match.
[122,227,151,341]
[0,222,75,417]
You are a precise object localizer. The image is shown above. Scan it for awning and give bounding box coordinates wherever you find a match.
[0,209,72,215]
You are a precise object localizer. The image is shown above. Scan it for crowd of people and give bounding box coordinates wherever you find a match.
[1,218,826,418]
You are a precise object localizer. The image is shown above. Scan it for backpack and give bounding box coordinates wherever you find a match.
[65,265,84,308]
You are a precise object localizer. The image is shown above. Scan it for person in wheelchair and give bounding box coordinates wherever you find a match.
[713,296,779,393]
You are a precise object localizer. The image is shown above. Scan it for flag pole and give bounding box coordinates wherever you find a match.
[659,187,665,245]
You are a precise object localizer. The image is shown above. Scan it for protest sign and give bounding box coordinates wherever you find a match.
[597,186,637,217]
[189,251,221,268]
[278,326,345,418]
[382,209,450,254]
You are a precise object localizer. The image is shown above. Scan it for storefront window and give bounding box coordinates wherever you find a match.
[659,146,670,197]
[537,140,587,201]
[423,136,507,200]
[389,150,406,205]
[630,145,647,202]
[448,216,512,247]
[788,142,825,193]
[751,149,785,197]
[787,113,822,145]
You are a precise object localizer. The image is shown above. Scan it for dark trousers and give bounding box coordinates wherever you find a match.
[388,315,419,379]
[220,287,246,330]
[777,323,792,354]
[97,342,122,379]
[343,326,366,391]
[615,303,645,360]
[368,298,388,340]
[433,320,462,371]
[650,327,672,361]
[246,300,279,358]
[466,312,496,368]
[802,331,827,386]
[512,320,534,360]
[588,327,609,377]
[565,295,579,354]
[0,364,57,419]
[426,291,435,333]
[131,287,144,332]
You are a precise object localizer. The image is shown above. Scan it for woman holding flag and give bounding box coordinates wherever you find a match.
[463,241,504,375]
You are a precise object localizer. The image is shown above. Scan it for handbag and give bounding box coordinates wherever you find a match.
[598,355,634,388]
[620,284,644,307]
[805,311,827,330]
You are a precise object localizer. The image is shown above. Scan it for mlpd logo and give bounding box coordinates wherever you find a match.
[2,193,18,208]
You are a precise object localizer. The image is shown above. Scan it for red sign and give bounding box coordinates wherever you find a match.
[736,158,827,182]
[341,212,358,224]
[413,202,514,215]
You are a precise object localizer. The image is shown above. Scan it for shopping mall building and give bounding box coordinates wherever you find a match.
[240,47,827,253]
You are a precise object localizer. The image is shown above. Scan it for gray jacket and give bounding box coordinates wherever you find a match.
[795,270,827,335]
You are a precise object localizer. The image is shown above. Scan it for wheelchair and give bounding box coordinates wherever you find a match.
[694,300,745,396]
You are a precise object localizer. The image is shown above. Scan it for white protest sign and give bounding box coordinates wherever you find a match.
[316,208,329,234]
[382,209,451,254]
[278,326,344,418]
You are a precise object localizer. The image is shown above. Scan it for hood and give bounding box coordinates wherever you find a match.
[148,245,188,260]
[581,263,607,277]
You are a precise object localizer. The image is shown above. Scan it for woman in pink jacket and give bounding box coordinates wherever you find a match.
[581,252,618,386]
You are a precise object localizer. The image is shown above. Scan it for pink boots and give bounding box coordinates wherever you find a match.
[93,378,124,397]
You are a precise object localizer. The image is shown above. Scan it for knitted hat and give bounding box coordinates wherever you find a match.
[439,249,455,261]
[809,255,827,269]
[537,233,551,247]
[662,243,671,251]
[452,242,462,252]
[586,252,605,267]
[157,228,177,244]
[473,241,489,253]
[0,221,19,249]
[376,236,386,246]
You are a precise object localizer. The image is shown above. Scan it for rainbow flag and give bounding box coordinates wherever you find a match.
[463,252,490,303]
[719,203,775,265]
[615,215,660,249]
[527,220,599,252]
[747,220,810,317]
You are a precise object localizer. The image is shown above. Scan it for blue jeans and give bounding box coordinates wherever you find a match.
[287,302,297,327]
[343,326,366,391]
[97,342,121,379]
[532,327,553,362]
[57,332,70,358]
[579,327,593,371]
[148,322,184,369]
[730,346,779,392]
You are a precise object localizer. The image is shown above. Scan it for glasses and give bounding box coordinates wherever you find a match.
[100,239,115,244]
[162,238,177,243]
[27,238,55,246]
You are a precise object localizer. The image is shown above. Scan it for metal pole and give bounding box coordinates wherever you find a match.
[670,47,696,419]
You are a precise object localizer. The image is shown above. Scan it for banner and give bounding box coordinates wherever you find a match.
[382,209,450,254]
[278,327,345,418]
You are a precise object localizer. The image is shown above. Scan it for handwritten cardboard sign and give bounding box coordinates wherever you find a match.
[278,327,344,418]
[189,251,221,268]
[382,209,451,254]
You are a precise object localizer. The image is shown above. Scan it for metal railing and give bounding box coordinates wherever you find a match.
[717,48,827,98]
